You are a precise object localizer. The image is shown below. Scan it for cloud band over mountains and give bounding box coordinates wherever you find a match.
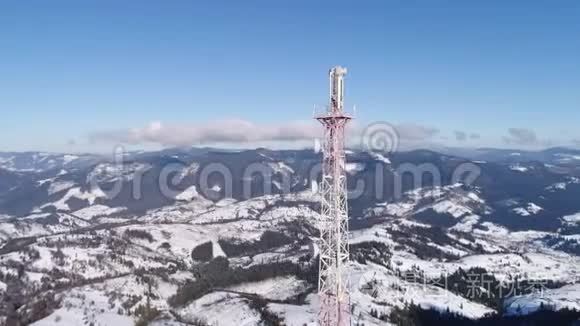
[89,120,320,147]
[81,121,580,151]
[88,119,441,148]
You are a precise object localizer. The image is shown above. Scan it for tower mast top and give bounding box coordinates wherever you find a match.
[329,66,347,114]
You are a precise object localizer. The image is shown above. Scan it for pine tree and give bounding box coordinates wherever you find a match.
[146,277,152,316]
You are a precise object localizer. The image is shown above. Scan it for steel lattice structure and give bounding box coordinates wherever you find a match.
[316,66,351,326]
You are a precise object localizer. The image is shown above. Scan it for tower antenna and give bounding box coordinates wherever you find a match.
[315,66,351,326]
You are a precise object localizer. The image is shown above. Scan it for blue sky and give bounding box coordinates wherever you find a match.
[1,0,579,152]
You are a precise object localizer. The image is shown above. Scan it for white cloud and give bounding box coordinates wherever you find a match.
[503,128,538,145]
[395,124,439,141]
[88,119,441,149]
[89,119,321,147]
[502,128,554,148]
[454,131,467,141]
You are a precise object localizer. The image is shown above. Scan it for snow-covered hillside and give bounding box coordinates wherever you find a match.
[1,148,580,325]
[0,186,578,325]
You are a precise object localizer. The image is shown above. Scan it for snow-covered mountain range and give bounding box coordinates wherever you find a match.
[1,147,580,326]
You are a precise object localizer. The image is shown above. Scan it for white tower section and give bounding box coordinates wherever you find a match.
[316,66,351,326]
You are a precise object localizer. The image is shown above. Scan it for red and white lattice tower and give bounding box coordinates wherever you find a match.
[316,66,351,326]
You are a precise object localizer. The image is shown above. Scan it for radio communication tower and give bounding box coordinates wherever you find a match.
[315,66,351,326]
